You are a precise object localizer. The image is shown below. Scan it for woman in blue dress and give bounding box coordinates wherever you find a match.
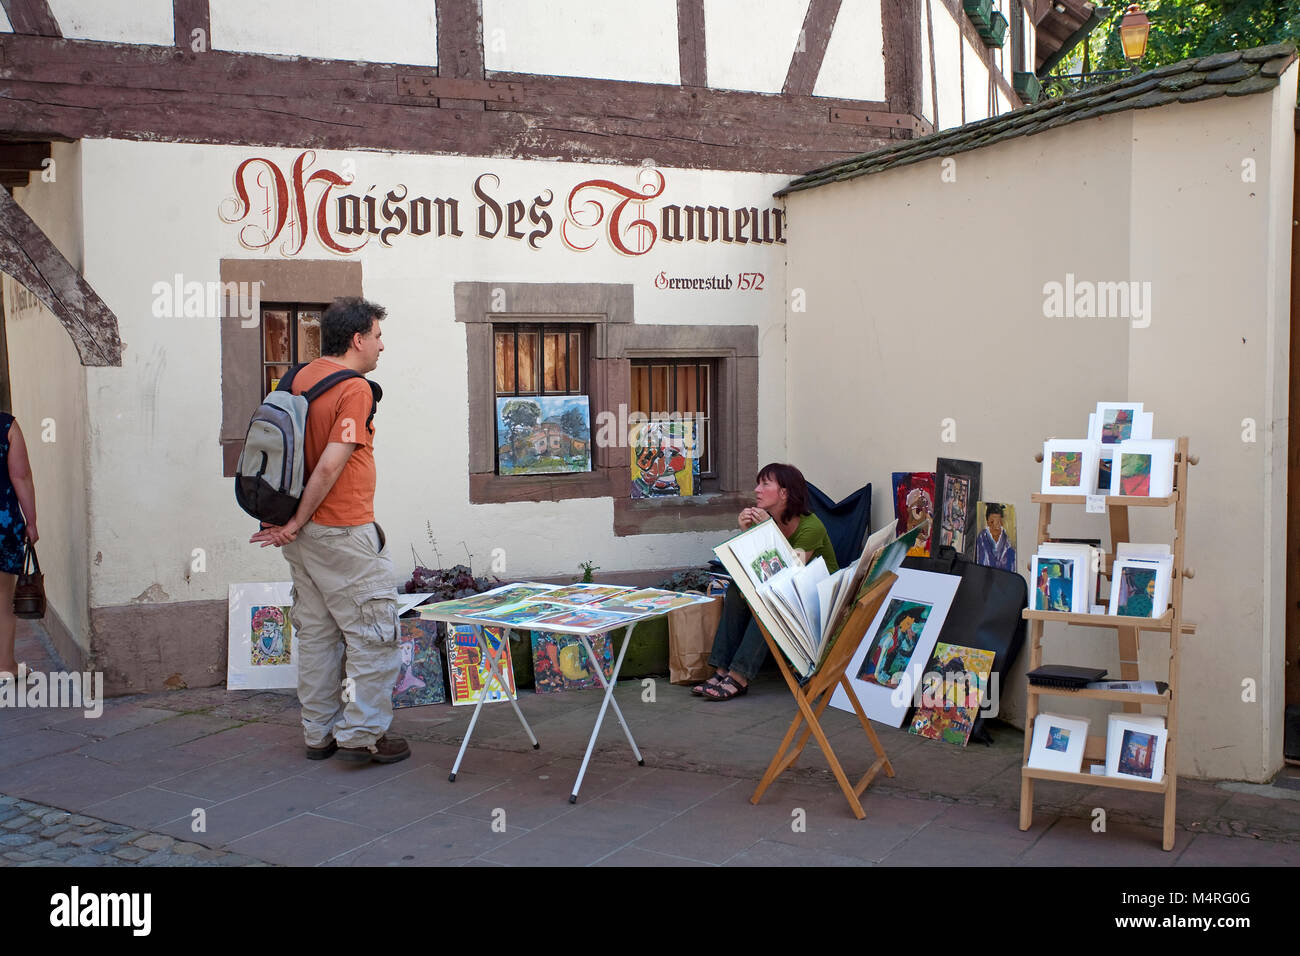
[1,412,39,683]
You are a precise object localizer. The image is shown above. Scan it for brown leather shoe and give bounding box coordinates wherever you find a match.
[335,734,411,765]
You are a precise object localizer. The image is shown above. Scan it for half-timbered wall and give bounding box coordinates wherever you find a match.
[2,141,91,668]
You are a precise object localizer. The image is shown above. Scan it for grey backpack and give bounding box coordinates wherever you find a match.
[235,364,380,525]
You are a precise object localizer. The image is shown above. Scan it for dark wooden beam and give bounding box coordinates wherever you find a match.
[882,0,923,115]
[0,171,30,186]
[925,0,940,128]
[0,0,60,37]
[936,0,1021,107]
[172,0,210,50]
[436,0,485,110]
[676,0,706,87]
[783,0,840,96]
[0,35,904,175]
[0,141,50,171]
[0,187,121,366]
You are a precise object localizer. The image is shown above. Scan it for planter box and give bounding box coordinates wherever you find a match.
[983,11,1009,46]
[963,0,992,31]
[1014,71,1043,103]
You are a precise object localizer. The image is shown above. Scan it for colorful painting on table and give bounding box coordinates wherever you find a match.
[857,599,933,689]
[392,619,447,708]
[531,631,615,693]
[250,605,292,666]
[974,502,1016,572]
[470,601,575,627]
[427,583,558,617]
[496,395,591,475]
[891,472,935,557]
[907,643,995,746]
[1033,558,1075,612]
[542,584,633,605]
[529,606,645,632]
[596,588,715,613]
[445,623,516,706]
[630,419,700,497]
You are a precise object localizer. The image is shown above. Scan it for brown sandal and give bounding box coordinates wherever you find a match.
[701,675,748,701]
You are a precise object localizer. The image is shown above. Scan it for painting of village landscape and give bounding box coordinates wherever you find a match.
[496,396,591,475]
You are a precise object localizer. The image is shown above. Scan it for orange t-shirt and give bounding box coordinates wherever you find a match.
[292,357,377,527]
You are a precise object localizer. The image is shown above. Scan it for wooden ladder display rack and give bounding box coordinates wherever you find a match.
[751,572,898,819]
[1018,436,1196,851]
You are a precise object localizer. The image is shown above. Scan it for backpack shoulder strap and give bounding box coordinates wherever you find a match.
[277,364,307,393]
[301,370,382,435]
[302,369,363,403]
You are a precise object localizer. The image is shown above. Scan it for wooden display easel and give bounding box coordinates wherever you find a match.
[1019,436,1196,851]
[750,572,897,819]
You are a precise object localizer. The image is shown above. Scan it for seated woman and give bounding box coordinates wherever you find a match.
[697,462,838,701]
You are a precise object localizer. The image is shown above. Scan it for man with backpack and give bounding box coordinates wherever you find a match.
[248,297,410,765]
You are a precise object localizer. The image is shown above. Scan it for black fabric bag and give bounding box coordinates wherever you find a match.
[807,481,872,569]
[901,545,1027,743]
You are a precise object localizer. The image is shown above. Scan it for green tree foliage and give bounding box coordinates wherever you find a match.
[1088,1,1299,72]
[558,406,588,438]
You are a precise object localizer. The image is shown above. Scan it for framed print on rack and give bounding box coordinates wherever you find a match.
[1105,716,1168,783]
[1027,712,1090,773]
[1109,439,1175,498]
[228,582,297,690]
[829,568,961,727]
[1087,402,1153,447]
[1040,439,1100,495]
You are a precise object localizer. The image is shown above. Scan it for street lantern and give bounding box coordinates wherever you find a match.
[1119,5,1151,62]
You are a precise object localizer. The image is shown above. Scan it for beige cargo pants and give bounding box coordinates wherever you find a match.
[282,521,401,749]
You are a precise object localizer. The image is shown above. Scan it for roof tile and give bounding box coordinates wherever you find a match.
[777,42,1296,197]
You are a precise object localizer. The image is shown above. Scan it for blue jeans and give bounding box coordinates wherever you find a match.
[706,583,768,682]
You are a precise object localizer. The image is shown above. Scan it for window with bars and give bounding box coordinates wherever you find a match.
[494,324,585,396]
[630,358,717,477]
[261,303,325,393]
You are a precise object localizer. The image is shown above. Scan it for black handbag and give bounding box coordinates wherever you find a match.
[14,540,45,619]
[901,545,1028,743]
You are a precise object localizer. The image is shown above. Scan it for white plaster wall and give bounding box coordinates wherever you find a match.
[932,0,963,129]
[47,0,174,46]
[963,37,989,122]
[0,6,13,32]
[211,0,438,65]
[1123,74,1296,781]
[6,143,92,650]
[813,0,886,101]
[704,0,807,93]
[784,76,1297,781]
[75,140,788,610]
[484,0,678,84]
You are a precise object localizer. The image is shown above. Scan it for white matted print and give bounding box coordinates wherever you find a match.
[1027,712,1091,773]
[1087,403,1153,447]
[1105,716,1168,783]
[228,582,297,690]
[829,568,960,728]
[1040,439,1100,495]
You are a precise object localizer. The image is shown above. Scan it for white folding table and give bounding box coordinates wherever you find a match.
[420,608,662,803]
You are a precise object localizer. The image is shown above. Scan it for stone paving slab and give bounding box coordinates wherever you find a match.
[5,619,1300,867]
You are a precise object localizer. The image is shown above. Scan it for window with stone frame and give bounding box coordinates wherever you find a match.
[261,302,326,394]
[492,322,590,475]
[629,357,718,487]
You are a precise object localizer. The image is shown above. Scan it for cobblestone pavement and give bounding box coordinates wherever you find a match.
[0,796,268,867]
